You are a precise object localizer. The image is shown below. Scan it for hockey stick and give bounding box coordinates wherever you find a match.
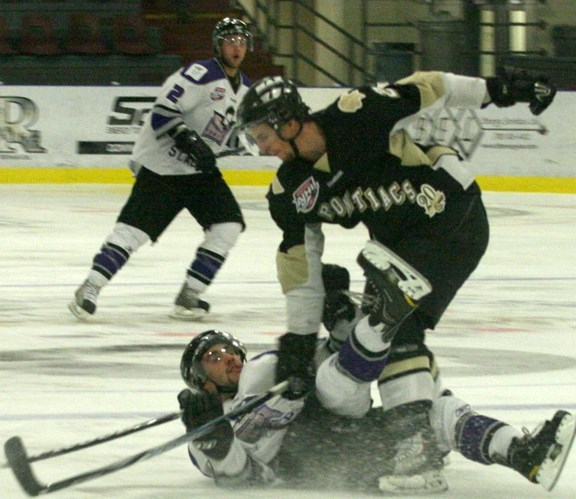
[215,146,247,158]
[0,411,181,469]
[4,380,288,496]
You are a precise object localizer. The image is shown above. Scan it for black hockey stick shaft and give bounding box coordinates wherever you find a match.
[4,380,288,496]
[0,411,181,469]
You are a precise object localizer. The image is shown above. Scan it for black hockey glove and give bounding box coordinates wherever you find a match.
[323,292,356,333]
[177,388,234,460]
[276,332,317,400]
[322,264,356,333]
[486,66,556,116]
[169,126,217,172]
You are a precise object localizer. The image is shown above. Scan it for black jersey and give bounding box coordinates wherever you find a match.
[266,72,490,335]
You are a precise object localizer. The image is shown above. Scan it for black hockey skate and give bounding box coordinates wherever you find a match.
[357,241,431,337]
[506,410,576,491]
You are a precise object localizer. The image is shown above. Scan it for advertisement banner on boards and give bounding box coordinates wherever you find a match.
[0,85,574,177]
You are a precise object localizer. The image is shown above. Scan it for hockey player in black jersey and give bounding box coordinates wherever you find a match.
[236,69,557,492]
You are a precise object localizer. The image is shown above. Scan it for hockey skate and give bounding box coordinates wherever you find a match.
[378,421,448,495]
[68,280,100,320]
[170,284,210,321]
[357,240,432,335]
[505,410,576,491]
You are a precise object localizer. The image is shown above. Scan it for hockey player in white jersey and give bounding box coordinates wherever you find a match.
[177,325,575,493]
[69,17,253,321]
[178,329,306,485]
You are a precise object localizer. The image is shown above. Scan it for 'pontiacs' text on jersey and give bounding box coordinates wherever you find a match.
[266,72,488,333]
[131,58,251,175]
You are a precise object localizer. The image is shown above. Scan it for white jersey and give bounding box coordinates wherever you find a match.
[130,58,251,176]
[187,351,305,485]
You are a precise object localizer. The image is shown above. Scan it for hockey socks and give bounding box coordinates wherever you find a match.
[335,317,391,383]
[186,247,226,291]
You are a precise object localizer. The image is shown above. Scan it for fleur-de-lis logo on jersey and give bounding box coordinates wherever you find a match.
[416,184,446,218]
[338,90,366,113]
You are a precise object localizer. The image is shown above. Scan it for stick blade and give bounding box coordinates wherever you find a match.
[4,437,46,496]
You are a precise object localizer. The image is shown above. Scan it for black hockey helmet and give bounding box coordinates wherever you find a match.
[212,17,253,56]
[180,330,247,390]
[237,76,310,133]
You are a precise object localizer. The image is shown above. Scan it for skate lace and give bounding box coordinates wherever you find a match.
[176,287,201,308]
[391,433,429,474]
[343,290,376,307]
[78,281,99,302]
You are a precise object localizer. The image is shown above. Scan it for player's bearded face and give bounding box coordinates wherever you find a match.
[246,123,296,161]
[202,343,244,389]
[220,35,248,68]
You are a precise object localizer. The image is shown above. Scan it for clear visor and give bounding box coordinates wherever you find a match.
[238,129,262,156]
[238,119,283,156]
[202,344,242,364]
[220,35,249,47]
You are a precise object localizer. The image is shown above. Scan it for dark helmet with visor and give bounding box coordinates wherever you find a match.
[212,17,253,56]
[236,76,310,154]
[180,330,247,390]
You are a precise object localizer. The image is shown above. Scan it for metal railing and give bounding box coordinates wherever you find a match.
[239,0,377,86]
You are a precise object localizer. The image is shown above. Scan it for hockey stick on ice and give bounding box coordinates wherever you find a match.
[0,411,182,469]
[4,380,288,497]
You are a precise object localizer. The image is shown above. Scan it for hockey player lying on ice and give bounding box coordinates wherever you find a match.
[177,326,575,494]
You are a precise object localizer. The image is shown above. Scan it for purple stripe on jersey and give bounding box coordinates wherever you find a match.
[151,113,175,132]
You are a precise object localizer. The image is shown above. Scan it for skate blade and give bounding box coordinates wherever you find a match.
[169,306,208,321]
[67,301,91,321]
[537,412,576,491]
[378,470,448,495]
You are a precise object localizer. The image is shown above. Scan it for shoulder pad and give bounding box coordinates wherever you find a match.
[372,84,401,98]
[337,89,367,113]
[183,63,209,82]
[270,173,285,195]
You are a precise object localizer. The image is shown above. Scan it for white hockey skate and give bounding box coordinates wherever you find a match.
[68,280,99,320]
[170,284,210,321]
[377,430,449,495]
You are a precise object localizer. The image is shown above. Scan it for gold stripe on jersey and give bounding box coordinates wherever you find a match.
[277,244,308,293]
[389,130,431,167]
[389,133,459,168]
[313,153,331,173]
[395,71,446,109]
[271,175,285,195]
[426,145,459,165]
[378,355,431,383]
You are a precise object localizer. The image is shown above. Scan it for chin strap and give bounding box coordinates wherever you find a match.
[216,385,238,395]
[285,121,304,158]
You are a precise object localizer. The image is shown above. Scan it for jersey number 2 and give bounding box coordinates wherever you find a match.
[167,85,184,104]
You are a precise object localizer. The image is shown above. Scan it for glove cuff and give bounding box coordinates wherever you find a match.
[279,332,318,359]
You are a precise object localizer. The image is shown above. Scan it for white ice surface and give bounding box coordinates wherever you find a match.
[0,185,575,498]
